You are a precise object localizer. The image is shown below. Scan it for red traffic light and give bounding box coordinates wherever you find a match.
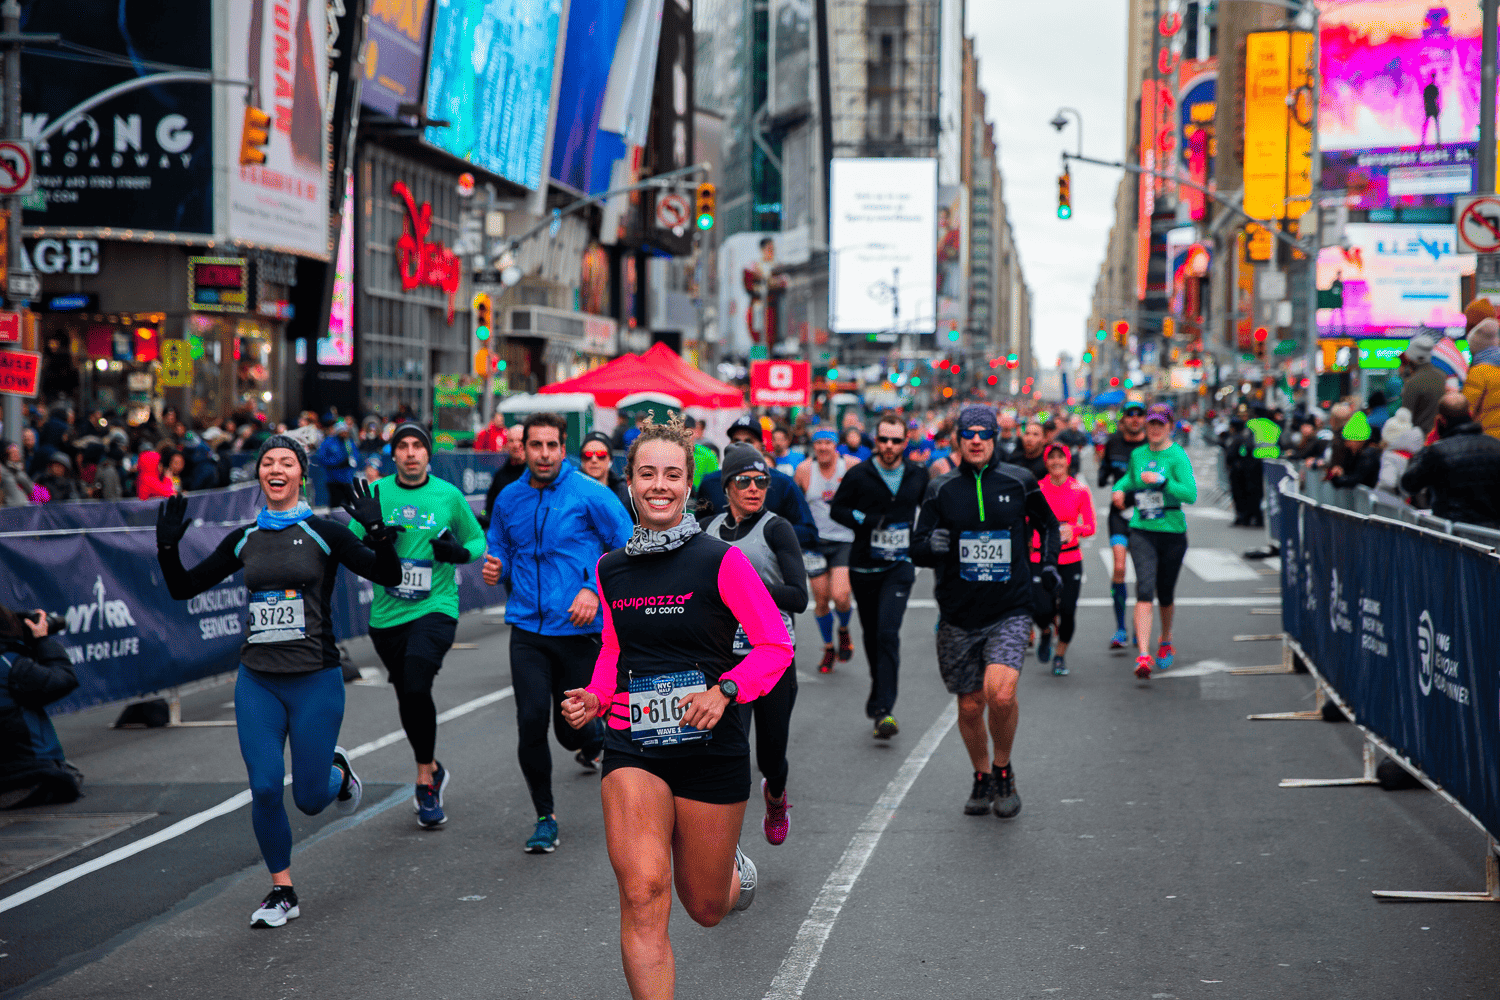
[1253,326,1269,342]
[1109,377,1120,387]
[938,359,951,370]
[987,375,998,386]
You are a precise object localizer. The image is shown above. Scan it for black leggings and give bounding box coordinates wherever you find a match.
[509,629,605,816]
[1053,562,1084,644]
[369,613,458,764]
[746,666,798,798]
[1128,528,1189,606]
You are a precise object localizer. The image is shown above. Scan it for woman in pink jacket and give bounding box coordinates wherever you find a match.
[1032,443,1096,676]
[135,448,176,501]
[561,417,793,1000]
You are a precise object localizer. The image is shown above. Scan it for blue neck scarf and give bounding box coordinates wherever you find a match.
[257,500,314,531]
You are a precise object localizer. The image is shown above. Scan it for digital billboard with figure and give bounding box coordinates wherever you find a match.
[1319,1,1498,208]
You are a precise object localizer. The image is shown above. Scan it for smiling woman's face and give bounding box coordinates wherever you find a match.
[258,449,302,509]
[628,439,690,531]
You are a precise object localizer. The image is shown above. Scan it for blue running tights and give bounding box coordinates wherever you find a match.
[235,665,345,873]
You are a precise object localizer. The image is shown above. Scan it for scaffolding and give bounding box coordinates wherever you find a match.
[828,0,941,158]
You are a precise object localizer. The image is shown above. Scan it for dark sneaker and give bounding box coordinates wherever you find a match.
[762,779,790,846]
[818,646,836,673]
[575,747,600,771]
[732,845,757,911]
[525,814,559,854]
[992,764,1021,819]
[250,885,299,928]
[837,627,854,662]
[332,746,361,815]
[873,715,899,739]
[1134,654,1153,680]
[1051,655,1069,677]
[963,771,996,815]
[414,761,449,829]
[1036,630,1053,665]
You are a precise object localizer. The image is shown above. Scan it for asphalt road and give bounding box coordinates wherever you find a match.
[3,447,1497,999]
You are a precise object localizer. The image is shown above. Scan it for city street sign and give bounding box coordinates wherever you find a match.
[749,360,811,407]
[158,339,192,387]
[1455,194,1500,254]
[0,311,18,343]
[0,349,39,397]
[0,140,34,196]
[6,272,39,300]
[655,192,690,231]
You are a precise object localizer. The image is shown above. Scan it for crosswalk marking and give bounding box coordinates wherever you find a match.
[1182,548,1263,582]
[1099,547,1135,582]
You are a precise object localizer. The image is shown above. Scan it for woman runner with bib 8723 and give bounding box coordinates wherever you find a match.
[561,416,794,1000]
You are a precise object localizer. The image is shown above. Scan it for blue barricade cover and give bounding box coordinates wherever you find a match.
[1279,489,1500,839]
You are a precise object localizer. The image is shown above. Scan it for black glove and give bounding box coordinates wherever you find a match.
[928,528,950,555]
[429,529,471,564]
[342,480,401,546]
[1040,565,1062,593]
[156,494,189,549]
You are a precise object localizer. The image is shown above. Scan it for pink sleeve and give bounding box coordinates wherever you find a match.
[1075,482,1097,538]
[584,557,629,725]
[716,546,794,702]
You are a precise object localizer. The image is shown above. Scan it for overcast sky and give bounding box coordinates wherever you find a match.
[969,0,1129,368]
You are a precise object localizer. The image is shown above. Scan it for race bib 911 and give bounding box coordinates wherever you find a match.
[387,558,433,600]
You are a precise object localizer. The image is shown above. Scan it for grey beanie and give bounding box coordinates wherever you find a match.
[721,443,769,482]
[255,434,309,476]
[956,404,999,433]
[390,422,433,453]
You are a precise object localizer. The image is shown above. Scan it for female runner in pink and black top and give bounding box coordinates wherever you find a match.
[562,418,792,1000]
[1030,443,1096,676]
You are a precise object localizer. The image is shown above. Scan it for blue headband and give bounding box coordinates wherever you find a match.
[812,429,838,442]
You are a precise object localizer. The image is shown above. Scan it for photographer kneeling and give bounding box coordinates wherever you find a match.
[0,608,82,809]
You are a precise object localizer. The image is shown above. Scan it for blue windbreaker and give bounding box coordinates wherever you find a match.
[486,460,634,636]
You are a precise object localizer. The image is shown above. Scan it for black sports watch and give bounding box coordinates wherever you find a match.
[717,678,740,703]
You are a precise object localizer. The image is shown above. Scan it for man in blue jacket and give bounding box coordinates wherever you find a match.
[315,420,360,508]
[481,412,633,853]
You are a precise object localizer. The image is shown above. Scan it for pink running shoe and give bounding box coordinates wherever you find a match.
[762,778,790,846]
[1134,655,1153,680]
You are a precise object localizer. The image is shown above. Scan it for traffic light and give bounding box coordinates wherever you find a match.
[1161,316,1175,339]
[1112,320,1130,345]
[1095,327,1107,342]
[473,348,490,376]
[695,183,716,230]
[473,292,493,341]
[1057,170,1071,220]
[1253,325,1269,358]
[238,105,271,166]
[1082,351,1093,363]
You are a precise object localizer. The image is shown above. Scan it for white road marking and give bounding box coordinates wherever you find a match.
[1181,548,1262,582]
[904,595,1273,609]
[1155,659,1239,678]
[1099,548,1136,582]
[1263,557,1282,571]
[0,686,515,914]
[1188,506,1234,521]
[763,702,958,1000]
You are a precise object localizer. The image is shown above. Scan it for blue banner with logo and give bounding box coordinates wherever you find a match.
[1279,491,1500,839]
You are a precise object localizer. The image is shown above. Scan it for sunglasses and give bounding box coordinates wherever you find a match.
[730,474,770,489]
[958,428,996,441]
[581,450,610,460]
[1123,409,1145,417]
[876,435,904,444]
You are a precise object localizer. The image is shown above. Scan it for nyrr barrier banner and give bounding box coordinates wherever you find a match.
[0,481,263,534]
[1279,491,1500,839]
[232,450,507,508]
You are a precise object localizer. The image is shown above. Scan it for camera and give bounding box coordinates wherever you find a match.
[29,612,67,636]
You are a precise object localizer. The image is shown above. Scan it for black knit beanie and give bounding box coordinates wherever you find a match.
[255,434,309,476]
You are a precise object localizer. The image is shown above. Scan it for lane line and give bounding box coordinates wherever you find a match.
[906,596,1273,609]
[1182,548,1262,582]
[763,701,958,1000]
[0,685,514,915]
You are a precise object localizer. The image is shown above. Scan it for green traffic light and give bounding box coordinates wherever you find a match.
[947,330,959,342]
[496,359,507,371]
[477,325,490,341]
[696,214,714,231]
[1057,205,1071,220]
[910,376,921,387]
[1095,329,1107,341]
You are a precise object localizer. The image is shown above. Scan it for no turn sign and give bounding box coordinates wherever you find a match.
[655,193,690,231]
[0,140,34,196]
[1456,194,1500,254]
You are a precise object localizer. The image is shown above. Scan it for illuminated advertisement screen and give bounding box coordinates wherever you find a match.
[1318,1,1500,208]
[549,0,629,193]
[1316,223,1476,336]
[362,0,434,116]
[319,177,355,366]
[829,158,937,335]
[424,0,563,190]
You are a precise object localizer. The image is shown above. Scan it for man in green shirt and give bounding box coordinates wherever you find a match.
[353,422,487,829]
[1110,403,1197,681]
[685,415,720,489]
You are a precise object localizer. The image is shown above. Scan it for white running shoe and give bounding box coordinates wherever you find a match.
[250,885,299,928]
[733,845,757,912]
[332,746,361,815]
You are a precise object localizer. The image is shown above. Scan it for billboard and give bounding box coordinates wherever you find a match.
[424,0,563,191]
[222,0,330,259]
[1318,2,1497,208]
[829,158,937,335]
[1243,30,1314,221]
[362,0,435,116]
[1177,59,1217,221]
[19,0,214,236]
[1316,223,1476,337]
[549,0,629,193]
[936,185,967,329]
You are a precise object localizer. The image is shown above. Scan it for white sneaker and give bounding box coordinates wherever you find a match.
[250,886,299,928]
[733,845,757,912]
[332,746,361,815]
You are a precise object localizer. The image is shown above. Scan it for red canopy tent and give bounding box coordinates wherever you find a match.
[540,343,743,408]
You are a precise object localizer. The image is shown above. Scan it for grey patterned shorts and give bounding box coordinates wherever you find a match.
[935,614,1031,694]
